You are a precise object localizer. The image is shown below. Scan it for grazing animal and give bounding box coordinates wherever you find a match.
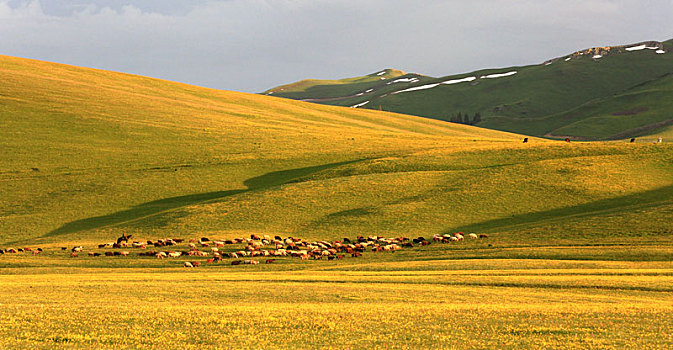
[630,138,636,143]
[70,252,78,257]
[231,260,242,265]
[72,246,83,252]
[523,137,528,143]
[265,259,276,264]
[468,233,478,239]
[352,252,362,257]
[184,262,194,268]
[116,233,132,244]
[479,234,489,239]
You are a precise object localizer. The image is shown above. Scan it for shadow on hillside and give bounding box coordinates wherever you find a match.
[448,185,673,234]
[46,159,365,237]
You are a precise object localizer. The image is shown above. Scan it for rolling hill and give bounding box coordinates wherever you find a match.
[265,39,673,140]
[2,55,673,349]
[1,55,673,249]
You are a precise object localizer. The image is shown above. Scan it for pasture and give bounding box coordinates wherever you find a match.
[2,55,673,348]
[1,243,672,349]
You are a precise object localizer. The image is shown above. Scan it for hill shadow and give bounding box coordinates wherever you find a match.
[46,159,365,237]
[448,185,673,234]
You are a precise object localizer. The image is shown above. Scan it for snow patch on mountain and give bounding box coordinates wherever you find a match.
[392,83,440,94]
[388,77,420,84]
[483,71,518,79]
[442,76,476,85]
[350,101,370,108]
[626,44,647,51]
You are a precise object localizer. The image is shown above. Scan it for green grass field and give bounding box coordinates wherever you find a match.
[1,55,672,349]
[266,39,673,140]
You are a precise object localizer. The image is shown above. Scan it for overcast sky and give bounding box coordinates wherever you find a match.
[1,0,672,92]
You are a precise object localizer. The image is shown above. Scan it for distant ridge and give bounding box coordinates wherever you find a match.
[265,38,673,140]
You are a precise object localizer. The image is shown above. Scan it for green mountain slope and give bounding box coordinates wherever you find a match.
[263,68,409,100]
[266,39,673,140]
[1,55,672,249]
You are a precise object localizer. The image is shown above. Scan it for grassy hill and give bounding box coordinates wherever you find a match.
[1,55,673,349]
[0,55,522,245]
[266,39,673,140]
[2,55,673,248]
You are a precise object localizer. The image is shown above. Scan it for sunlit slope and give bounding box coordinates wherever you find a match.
[0,55,520,244]
[267,39,673,140]
[263,68,408,100]
[2,55,672,248]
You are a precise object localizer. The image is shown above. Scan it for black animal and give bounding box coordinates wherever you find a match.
[630,138,636,143]
[116,233,132,244]
[523,137,528,143]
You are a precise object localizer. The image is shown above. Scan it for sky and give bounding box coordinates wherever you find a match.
[1,0,672,93]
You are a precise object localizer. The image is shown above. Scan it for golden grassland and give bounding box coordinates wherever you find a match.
[2,55,673,349]
[1,256,672,349]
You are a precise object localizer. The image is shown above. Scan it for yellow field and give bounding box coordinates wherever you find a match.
[1,258,672,349]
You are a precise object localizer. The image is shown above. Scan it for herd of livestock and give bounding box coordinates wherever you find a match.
[0,232,488,267]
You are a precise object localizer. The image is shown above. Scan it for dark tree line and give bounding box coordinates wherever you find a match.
[449,112,481,125]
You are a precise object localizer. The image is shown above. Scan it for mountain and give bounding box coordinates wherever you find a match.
[264,39,673,140]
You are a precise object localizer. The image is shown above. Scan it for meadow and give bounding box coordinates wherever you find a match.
[1,247,672,349]
[1,55,673,348]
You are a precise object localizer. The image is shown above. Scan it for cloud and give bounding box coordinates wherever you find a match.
[0,0,672,92]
